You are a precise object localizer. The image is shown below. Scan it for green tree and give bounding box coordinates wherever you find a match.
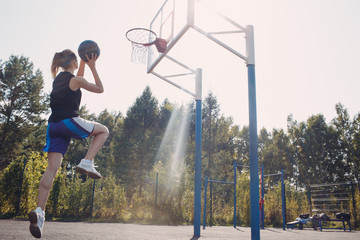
[288,113,347,188]
[0,151,47,217]
[0,55,48,169]
[202,92,220,178]
[259,128,294,186]
[93,109,121,172]
[109,110,125,177]
[351,113,360,184]
[332,103,357,182]
[115,86,161,198]
[159,99,173,124]
[234,126,250,167]
[22,152,48,215]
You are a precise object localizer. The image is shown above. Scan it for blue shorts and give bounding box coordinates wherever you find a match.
[43,117,95,155]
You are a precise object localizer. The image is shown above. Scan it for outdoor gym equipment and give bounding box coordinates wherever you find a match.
[286,212,352,231]
[203,161,238,229]
[260,165,286,230]
[306,182,357,231]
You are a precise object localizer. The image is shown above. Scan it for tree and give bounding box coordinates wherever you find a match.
[351,113,360,184]
[333,103,360,183]
[0,151,47,216]
[202,92,220,178]
[0,55,48,169]
[93,109,122,172]
[288,113,348,187]
[328,104,352,182]
[259,128,294,186]
[158,99,173,130]
[234,126,250,167]
[114,86,161,198]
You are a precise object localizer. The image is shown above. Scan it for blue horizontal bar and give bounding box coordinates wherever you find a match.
[208,180,234,184]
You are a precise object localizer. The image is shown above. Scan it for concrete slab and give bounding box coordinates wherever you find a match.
[0,219,358,240]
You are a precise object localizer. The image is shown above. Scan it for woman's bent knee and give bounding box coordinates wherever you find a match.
[91,123,109,137]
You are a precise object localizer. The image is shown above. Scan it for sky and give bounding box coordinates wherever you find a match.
[1,0,360,131]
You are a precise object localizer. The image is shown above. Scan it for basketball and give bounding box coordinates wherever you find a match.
[78,40,100,62]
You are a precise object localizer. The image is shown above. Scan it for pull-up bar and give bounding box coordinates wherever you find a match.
[264,172,282,177]
[207,179,234,185]
[203,161,238,229]
[260,165,286,230]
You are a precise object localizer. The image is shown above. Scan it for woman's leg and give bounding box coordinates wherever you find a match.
[84,123,109,160]
[37,152,63,210]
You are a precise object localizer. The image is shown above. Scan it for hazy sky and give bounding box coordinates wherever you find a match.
[1,0,360,131]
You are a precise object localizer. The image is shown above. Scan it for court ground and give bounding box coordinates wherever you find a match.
[0,219,358,240]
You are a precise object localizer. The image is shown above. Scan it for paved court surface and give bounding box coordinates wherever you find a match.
[0,219,358,240]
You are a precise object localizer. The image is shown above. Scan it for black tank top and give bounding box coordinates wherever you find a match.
[49,72,82,122]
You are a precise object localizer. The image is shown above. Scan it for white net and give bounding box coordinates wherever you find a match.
[126,28,157,64]
[131,42,151,64]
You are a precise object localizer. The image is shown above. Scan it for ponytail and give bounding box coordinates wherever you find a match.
[51,49,77,78]
[51,52,61,78]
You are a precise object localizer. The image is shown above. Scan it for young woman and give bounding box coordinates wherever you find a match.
[28,49,109,238]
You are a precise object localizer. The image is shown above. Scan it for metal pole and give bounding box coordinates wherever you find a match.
[152,172,159,221]
[16,157,27,215]
[155,172,158,207]
[261,165,265,229]
[351,182,358,228]
[281,169,286,230]
[246,25,260,240]
[193,68,202,237]
[91,179,96,218]
[203,176,208,230]
[307,186,312,215]
[233,161,237,228]
[210,182,213,227]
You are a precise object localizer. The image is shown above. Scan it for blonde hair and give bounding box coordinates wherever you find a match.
[51,49,77,78]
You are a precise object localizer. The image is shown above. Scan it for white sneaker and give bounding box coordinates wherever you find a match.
[28,207,45,238]
[75,159,102,179]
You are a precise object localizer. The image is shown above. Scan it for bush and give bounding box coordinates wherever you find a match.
[0,152,47,217]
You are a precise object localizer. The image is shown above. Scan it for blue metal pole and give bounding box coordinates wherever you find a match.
[153,172,159,221]
[194,98,202,237]
[281,169,286,230]
[155,172,158,207]
[351,182,358,228]
[246,25,259,240]
[248,63,260,239]
[233,161,237,228]
[261,165,265,229]
[210,181,213,227]
[91,179,96,218]
[194,68,202,237]
[203,176,208,230]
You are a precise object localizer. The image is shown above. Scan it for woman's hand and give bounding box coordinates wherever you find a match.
[85,53,98,69]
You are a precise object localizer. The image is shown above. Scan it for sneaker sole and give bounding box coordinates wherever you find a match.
[28,211,41,238]
[75,166,101,179]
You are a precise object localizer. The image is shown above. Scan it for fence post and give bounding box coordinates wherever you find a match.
[281,169,286,230]
[90,179,96,218]
[155,172,158,207]
[260,165,264,229]
[234,161,237,228]
[210,181,213,226]
[351,182,358,228]
[16,157,27,215]
[203,176,208,229]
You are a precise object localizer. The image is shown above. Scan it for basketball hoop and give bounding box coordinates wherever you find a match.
[126,28,167,64]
